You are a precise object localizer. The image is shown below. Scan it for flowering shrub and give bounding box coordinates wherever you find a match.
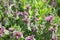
[0,0,60,40]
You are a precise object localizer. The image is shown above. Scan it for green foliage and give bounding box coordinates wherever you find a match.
[0,0,60,40]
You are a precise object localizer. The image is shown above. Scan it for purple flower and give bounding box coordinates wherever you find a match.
[18,12,23,15]
[26,4,31,10]
[51,0,55,7]
[25,35,35,40]
[45,15,53,22]
[14,31,23,37]
[51,2,55,7]
[14,9,18,15]
[52,0,55,2]
[35,17,39,21]
[14,31,23,40]
[0,27,6,33]
[48,24,58,32]
[0,27,6,37]
[48,28,55,32]
[32,27,37,32]
[16,36,19,40]
[52,32,57,40]
[22,18,29,23]
[52,35,57,40]
[23,11,28,16]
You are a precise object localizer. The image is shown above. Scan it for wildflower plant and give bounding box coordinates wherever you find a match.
[0,0,60,40]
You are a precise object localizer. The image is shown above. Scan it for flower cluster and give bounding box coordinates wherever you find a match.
[25,35,35,40]
[0,27,6,37]
[0,0,59,40]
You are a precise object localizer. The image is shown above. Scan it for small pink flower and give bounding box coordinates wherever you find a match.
[51,2,55,7]
[51,0,55,7]
[0,27,6,37]
[16,36,19,40]
[23,11,28,16]
[52,0,55,2]
[52,32,57,40]
[14,31,23,40]
[0,27,6,33]
[45,15,53,22]
[32,27,37,32]
[35,17,39,21]
[48,27,56,32]
[52,36,58,40]
[26,4,31,10]
[22,18,29,23]
[15,31,23,37]
[14,9,18,15]
[18,12,23,15]
[25,35,35,40]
